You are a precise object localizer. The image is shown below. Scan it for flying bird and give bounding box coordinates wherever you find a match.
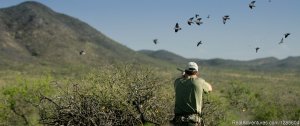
[278,38,284,44]
[174,23,182,32]
[79,50,86,55]
[222,15,230,24]
[187,17,194,25]
[284,33,290,38]
[255,47,260,53]
[197,41,202,47]
[207,15,210,19]
[194,18,203,25]
[153,39,158,44]
[249,1,256,9]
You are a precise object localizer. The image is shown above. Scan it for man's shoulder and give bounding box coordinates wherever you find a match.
[175,77,182,81]
[193,77,205,81]
[174,77,183,83]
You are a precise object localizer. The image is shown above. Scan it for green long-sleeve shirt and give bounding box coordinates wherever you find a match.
[174,76,210,115]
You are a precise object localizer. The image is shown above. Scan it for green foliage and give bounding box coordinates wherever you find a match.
[254,103,280,121]
[202,94,232,126]
[253,89,300,121]
[0,75,54,126]
[0,62,299,125]
[226,81,259,111]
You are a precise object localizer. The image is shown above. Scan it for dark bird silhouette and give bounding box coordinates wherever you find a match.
[249,1,256,9]
[79,50,86,55]
[195,14,199,18]
[255,47,260,53]
[187,17,194,25]
[222,15,230,24]
[279,38,284,44]
[197,41,202,46]
[174,23,182,32]
[153,39,158,44]
[194,18,203,25]
[207,15,210,19]
[284,33,291,38]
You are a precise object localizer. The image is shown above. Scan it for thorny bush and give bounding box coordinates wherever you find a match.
[38,64,173,125]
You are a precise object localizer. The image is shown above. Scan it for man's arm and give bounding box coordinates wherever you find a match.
[203,80,212,93]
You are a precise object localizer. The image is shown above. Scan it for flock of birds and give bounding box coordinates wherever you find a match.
[152,0,292,54]
[77,1,291,56]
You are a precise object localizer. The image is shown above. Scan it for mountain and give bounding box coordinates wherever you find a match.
[246,57,279,65]
[139,49,300,71]
[138,50,187,65]
[263,56,300,70]
[0,1,171,68]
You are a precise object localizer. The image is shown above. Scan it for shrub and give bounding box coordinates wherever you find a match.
[0,75,53,126]
[38,64,172,125]
[254,103,279,121]
[201,94,231,126]
[226,81,259,112]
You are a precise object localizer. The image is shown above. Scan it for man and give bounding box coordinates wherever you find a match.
[172,62,212,126]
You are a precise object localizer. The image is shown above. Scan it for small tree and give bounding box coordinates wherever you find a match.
[38,64,173,125]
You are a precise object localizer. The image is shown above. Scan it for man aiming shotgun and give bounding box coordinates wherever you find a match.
[172,62,212,126]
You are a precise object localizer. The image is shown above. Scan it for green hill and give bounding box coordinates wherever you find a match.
[139,49,300,71]
[138,49,187,65]
[0,1,172,69]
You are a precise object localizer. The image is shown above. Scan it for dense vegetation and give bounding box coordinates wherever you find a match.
[0,63,299,125]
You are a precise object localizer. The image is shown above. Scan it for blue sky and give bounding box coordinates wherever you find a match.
[1,0,299,60]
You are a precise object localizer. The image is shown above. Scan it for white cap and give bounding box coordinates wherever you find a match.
[186,62,198,71]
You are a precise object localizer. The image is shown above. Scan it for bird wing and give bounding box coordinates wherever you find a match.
[284,33,289,38]
[279,38,284,44]
[251,1,256,4]
[197,41,201,46]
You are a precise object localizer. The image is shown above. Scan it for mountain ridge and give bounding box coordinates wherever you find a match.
[139,49,300,71]
[138,49,187,65]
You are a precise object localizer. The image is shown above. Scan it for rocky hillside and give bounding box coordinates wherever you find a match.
[0,1,169,68]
